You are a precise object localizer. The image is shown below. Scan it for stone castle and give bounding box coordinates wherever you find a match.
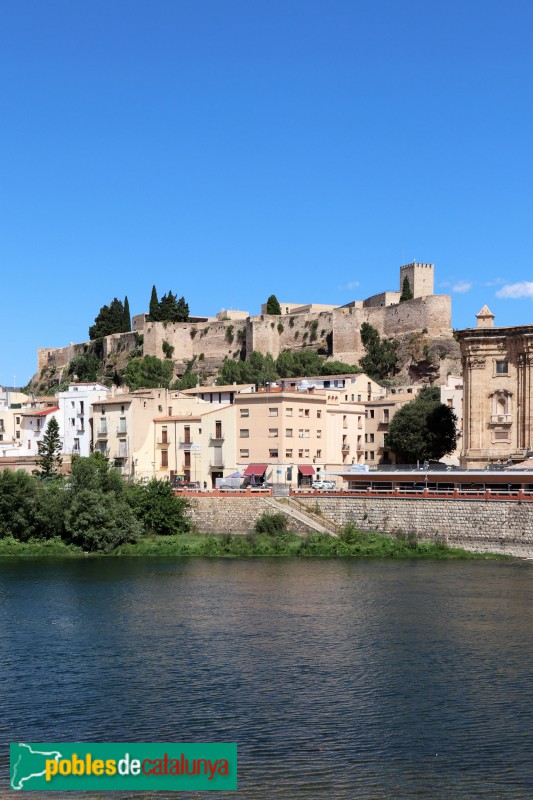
[37,262,453,382]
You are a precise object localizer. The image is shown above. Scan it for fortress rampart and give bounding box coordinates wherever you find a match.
[35,262,453,382]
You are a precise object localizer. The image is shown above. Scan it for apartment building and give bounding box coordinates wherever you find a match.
[363,394,418,465]
[58,382,109,457]
[153,403,236,487]
[233,388,365,487]
[280,373,384,401]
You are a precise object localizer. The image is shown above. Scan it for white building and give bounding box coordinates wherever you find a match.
[20,406,62,456]
[58,382,109,457]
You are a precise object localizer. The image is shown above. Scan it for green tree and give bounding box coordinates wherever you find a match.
[67,353,100,382]
[37,417,63,478]
[0,470,37,540]
[64,489,141,552]
[124,356,174,390]
[400,276,414,302]
[266,295,282,315]
[89,297,127,339]
[359,322,398,380]
[127,479,191,535]
[149,285,160,321]
[123,295,131,330]
[385,387,457,463]
[175,296,190,322]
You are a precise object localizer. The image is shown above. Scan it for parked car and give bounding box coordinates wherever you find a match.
[311,480,336,490]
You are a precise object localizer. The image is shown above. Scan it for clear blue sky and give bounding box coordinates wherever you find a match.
[1,0,532,385]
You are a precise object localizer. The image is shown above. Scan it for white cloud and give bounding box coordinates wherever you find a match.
[438,280,451,288]
[337,280,360,291]
[496,281,533,299]
[484,278,505,286]
[452,281,473,294]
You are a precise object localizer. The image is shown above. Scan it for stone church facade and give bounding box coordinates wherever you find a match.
[457,306,533,467]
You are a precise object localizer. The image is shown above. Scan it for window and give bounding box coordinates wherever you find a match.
[317,410,321,419]
[73,438,80,453]
[16,431,20,439]
[161,426,168,444]
[383,409,390,423]
[345,394,348,401]
[121,405,125,413]
[299,429,304,438]
[351,394,354,401]
[299,409,304,417]
[240,449,249,458]
[286,408,293,417]
[215,421,222,438]
[269,428,278,438]
[240,429,249,438]
[286,428,293,437]
[369,451,374,459]
[158,405,163,412]
[304,449,309,457]
[168,407,172,416]
[317,429,322,438]
[304,409,309,417]
[357,394,361,402]
[101,407,105,415]
[370,410,375,419]
[161,450,168,467]
[16,416,20,424]
[70,418,75,426]
[269,449,279,458]
[316,449,321,458]
[496,360,509,374]
[298,449,304,458]
[286,449,293,458]
[269,408,278,417]
[240,408,249,417]
[304,429,310,438]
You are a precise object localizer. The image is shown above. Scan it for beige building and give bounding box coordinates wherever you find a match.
[153,403,236,487]
[363,394,416,465]
[233,387,365,487]
[457,307,533,468]
[279,373,384,401]
[440,374,463,465]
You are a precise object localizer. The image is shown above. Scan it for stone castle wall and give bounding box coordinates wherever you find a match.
[246,312,332,360]
[143,319,247,375]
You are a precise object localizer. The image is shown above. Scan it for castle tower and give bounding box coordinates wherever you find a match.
[399,262,434,299]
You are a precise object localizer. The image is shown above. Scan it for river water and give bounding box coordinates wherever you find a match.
[1,557,532,799]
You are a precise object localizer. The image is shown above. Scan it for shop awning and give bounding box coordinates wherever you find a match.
[298,465,315,476]
[243,463,267,476]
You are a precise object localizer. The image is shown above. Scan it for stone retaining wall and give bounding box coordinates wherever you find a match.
[187,497,315,535]
[186,495,533,557]
[297,496,533,557]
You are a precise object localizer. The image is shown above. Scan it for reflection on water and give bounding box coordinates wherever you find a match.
[1,557,533,798]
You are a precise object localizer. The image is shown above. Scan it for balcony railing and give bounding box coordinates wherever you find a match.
[113,451,128,460]
[490,414,512,425]
[179,438,193,448]
[209,433,225,443]
[96,428,108,437]
[117,426,127,435]
[157,438,171,446]
[341,444,350,453]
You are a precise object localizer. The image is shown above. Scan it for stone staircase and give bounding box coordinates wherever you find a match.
[264,496,339,537]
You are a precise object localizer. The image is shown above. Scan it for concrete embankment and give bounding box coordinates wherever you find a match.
[187,495,533,557]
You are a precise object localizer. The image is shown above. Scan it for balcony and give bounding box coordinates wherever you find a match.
[341,444,350,453]
[117,426,127,436]
[156,438,171,446]
[76,426,85,434]
[209,460,225,469]
[209,433,225,444]
[113,451,128,460]
[490,414,512,425]
[96,428,108,438]
[179,438,194,449]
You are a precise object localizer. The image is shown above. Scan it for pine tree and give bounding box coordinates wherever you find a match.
[89,297,126,339]
[37,417,63,478]
[149,285,160,321]
[123,296,131,331]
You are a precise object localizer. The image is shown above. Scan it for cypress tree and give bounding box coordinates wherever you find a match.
[149,285,160,321]
[266,295,282,315]
[123,296,131,331]
[400,276,413,302]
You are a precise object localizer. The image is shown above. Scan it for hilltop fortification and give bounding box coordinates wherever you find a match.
[35,262,458,388]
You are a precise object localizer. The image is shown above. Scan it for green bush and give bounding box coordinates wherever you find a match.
[254,511,288,536]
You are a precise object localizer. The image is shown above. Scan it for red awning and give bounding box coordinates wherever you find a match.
[243,463,268,476]
[298,465,315,476]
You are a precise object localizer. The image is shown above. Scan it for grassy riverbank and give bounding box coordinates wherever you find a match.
[0,530,504,559]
